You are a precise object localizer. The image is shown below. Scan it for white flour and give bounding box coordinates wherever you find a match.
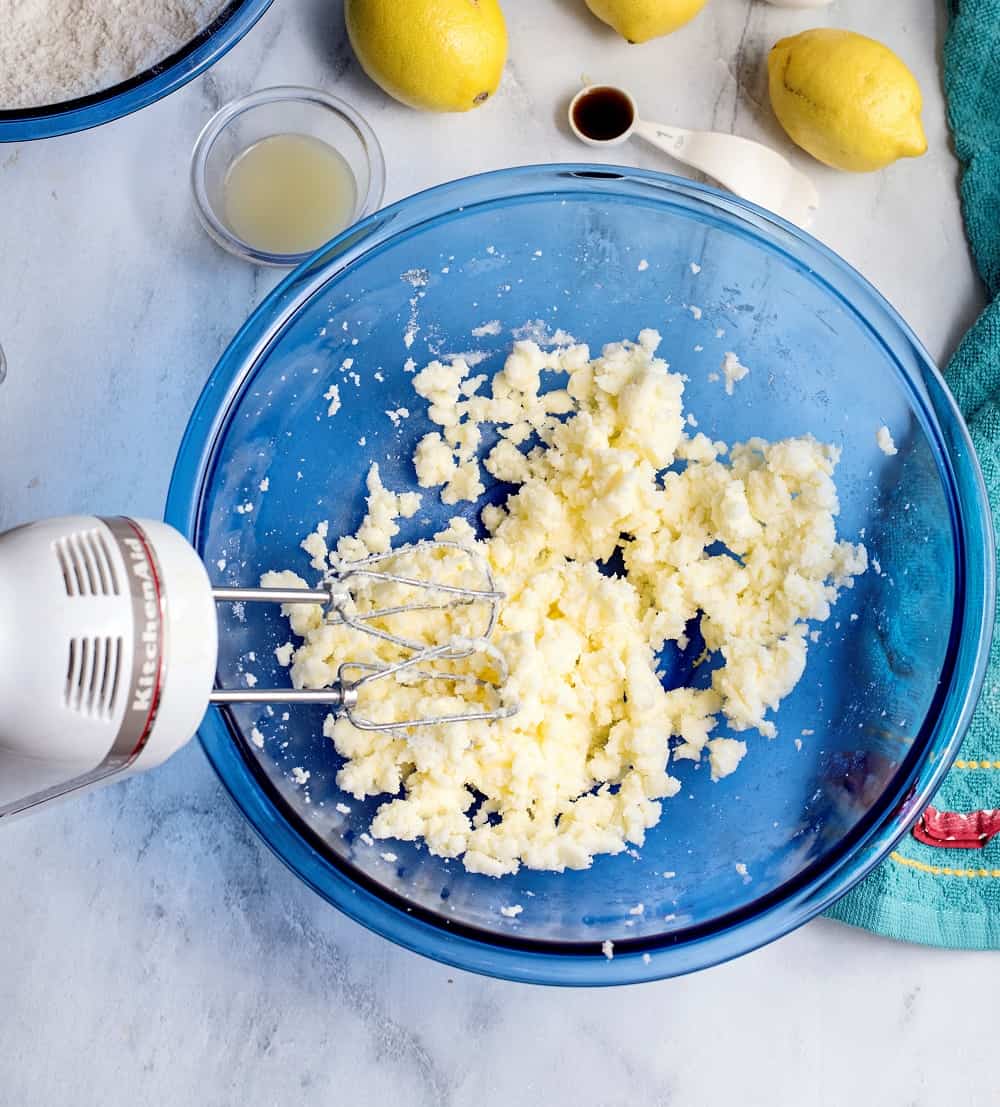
[0,0,228,109]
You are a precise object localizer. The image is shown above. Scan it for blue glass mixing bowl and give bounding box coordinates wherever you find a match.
[0,0,272,142]
[166,166,994,985]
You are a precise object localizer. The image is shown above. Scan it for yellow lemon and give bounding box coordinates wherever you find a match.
[583,0,709,43]
[768,29,927,172]
[345,0,507,113]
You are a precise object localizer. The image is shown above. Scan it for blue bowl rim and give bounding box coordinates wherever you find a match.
[0,0,273,142]
[165,164,995,985]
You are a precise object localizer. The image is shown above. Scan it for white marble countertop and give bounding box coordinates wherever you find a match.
[0,1,994,1103]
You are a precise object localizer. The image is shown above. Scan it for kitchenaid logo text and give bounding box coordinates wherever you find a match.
[123,537,160,714]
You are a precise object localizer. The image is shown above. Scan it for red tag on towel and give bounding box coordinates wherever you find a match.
[912,806,1000,850]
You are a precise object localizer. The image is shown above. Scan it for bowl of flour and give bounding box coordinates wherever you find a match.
[0,0,273,141]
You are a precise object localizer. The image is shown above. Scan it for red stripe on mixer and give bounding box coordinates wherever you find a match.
[119,517,167,763]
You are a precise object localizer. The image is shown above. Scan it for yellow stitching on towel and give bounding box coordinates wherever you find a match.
[890,851,1000,878]
[952,759,1000,769]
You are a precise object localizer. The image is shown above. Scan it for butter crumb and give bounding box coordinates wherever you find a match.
[876,425,898,456]
[721,352,750,395]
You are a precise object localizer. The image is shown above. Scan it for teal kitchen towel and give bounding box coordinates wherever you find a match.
[826,0,1000,948]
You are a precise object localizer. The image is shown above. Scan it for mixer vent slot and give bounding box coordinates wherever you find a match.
[55,530,121,597]
[65,636,124,717]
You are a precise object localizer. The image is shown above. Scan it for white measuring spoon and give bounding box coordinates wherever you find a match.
[568,85,819,229]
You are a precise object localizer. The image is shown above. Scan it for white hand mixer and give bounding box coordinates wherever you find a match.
[0,515,512,821]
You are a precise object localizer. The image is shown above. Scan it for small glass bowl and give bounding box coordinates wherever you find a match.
[190,86,386,267]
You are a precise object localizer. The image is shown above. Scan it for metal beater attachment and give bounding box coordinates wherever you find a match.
[213,540,503,656]
[211,640,517,731]
[210,541,517,730]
